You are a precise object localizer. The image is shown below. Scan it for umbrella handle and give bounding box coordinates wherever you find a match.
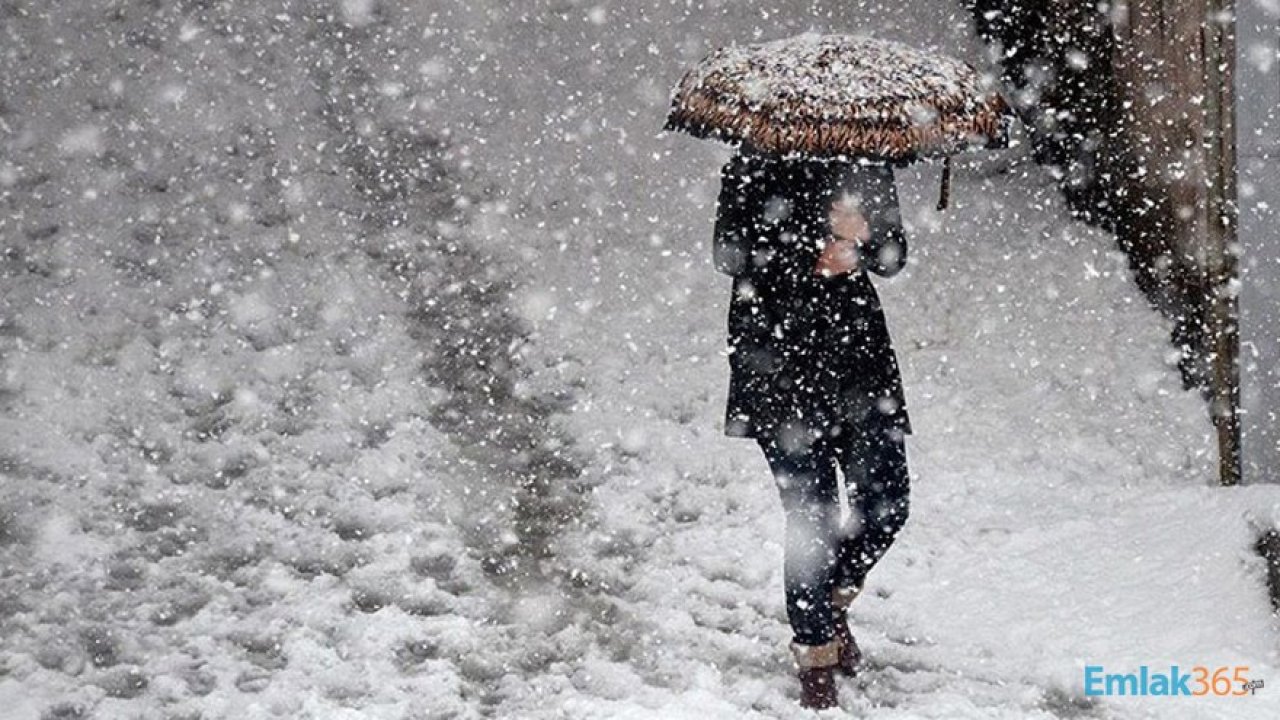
[937,156,951,211]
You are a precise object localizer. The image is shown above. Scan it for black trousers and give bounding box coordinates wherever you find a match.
[757,426,910,646]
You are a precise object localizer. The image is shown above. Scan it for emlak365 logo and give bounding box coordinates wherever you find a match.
[1084,665,1264,697]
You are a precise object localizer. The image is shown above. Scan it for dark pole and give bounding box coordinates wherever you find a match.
[1202,0,1242,485]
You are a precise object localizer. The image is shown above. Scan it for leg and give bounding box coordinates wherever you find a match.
[756,435,843,647]
[834,425,910,591]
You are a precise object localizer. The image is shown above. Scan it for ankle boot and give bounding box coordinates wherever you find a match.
[831,586,863,676]
[791,640,841,710]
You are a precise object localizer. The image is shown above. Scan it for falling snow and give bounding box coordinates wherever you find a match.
[1,1,1278,719]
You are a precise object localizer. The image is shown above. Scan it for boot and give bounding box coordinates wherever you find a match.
[831,586,862,676]
[791,640,841,710]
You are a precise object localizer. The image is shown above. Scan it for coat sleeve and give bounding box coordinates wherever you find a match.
[712,157,756,277]
[851,165,908,278]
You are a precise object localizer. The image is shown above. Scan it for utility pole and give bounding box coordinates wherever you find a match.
[1201,0,1242,485]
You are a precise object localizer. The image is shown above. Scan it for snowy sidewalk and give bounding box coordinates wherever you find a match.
[509,155,1280,718]
[440,2,1280,717]
[1,1,1277,718]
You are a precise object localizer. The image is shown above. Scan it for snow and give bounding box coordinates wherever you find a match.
[684,33,985,115]
[666,31,1009,160]
[1,1,1278,719]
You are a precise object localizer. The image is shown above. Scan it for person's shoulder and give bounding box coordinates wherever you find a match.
[723,150,775,184]
[841,160,896,188]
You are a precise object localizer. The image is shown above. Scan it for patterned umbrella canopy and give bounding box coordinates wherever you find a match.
[665,33,1012,163]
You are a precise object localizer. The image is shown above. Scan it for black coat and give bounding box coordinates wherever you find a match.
[714,151,912,444]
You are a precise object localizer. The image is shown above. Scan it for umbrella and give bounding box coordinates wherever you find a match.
[664,33,1013,208]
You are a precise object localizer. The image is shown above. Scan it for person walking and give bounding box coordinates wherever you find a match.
[713,148,912,710]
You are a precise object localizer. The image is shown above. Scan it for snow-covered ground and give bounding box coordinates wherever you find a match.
[1,1,1278,718]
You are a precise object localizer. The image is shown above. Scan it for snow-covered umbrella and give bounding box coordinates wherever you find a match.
[664,33,1013,208]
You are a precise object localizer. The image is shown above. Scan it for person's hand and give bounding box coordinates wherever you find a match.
[830,196,870,243]
[815,198,869,277]
[814,238,859,277]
